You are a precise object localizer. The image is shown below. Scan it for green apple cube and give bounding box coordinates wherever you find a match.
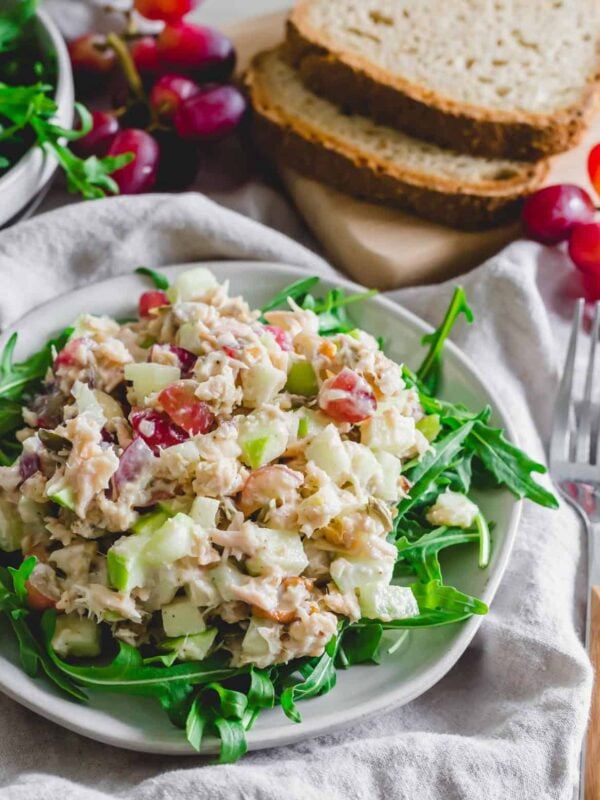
[190,496,219,528]
[48,484,77,512]
[358,582,419,622]
[176,322,201,354]
[295,408,328,440]
[131,509,170,536]
[143,513,197,567]
[107,534,148,593]
[416,414,441,443]
[159,628,217,662]
[242,362,287,407]
[306,424,350,483]
[162,597,206,637]
[238,413,289,469]
[241,618,279,661]
[374,452,402,502]
[246,526,308,577]
[124,363,181,401]
[93,389,125,422]
[51,614,102,658]
[211,560,247,602]
[330,556,394,594]
[346,443,382,490]
[0,498,24,552]
[285,361,318,396]
[167,267,218,303]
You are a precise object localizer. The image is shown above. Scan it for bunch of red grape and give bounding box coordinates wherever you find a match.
[67,0,246,194]
[522,144,600,300]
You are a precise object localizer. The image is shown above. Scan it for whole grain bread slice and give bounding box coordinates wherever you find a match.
[287,0,600,160]
[244,47,547,230]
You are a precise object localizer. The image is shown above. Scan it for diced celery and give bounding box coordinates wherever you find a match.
[297,416,309,438]
[159,628,217,662]
[107,534,148,593]
[416,414,441,443]
[162,597,205,637]
[124,363,180,401]
[0,498,24,552]
[285,361,318,396]
[211,560,247,602]
[51,614,102,658]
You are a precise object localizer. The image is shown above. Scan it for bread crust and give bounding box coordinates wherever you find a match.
[287,5,600,161]
[244,50,548,231]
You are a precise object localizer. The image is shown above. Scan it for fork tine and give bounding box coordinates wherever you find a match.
[550,299,584,464]
[577,302,600,463]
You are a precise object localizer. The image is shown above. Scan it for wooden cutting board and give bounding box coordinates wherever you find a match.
[227,11,600,289]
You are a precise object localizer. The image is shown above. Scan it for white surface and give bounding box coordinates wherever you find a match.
[0,193,591,800]
[194,0,292,27]
[0,259,521,756]
[0,9,74,228]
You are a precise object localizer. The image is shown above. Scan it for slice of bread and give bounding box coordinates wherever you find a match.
[287,0,600,160]
[244,48,547,230]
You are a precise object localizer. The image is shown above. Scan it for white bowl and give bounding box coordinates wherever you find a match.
[0,261,522,754]
[0,9,74,228]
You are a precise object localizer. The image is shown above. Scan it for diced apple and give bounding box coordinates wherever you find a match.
[306,425,350,484]
[0,498,24,552]
[51,613,101,658]
[238,412,289,469]
[246,526,308,577]
[241,617,281,662]
[416,414,441,443]
[162,596,206,637]
[71,381,106,427]
[167,267,218,303]
[176,322,201,354]
[373,451,402,502]
[358,582,419,622]
[107,533,148,593]
[159,628,217,662]
[344,442,382,491]
[93,389,125,422]
[124,363,180,402]
[242,361,287,407]
[285,361,318,396]
[47,484,76,512]
[131,509,170,536]
[330,556,394,594]
[361,407,419,458]
[211,560,247,602]
[143,513,197,567]
[190,496,219,528]
[17,497,49,537]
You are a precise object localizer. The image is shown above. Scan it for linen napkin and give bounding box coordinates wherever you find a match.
[0,193,591,800]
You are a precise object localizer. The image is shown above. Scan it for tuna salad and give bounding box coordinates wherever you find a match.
[0,267,557,760]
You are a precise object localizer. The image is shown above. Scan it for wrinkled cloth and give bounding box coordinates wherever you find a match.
[0,192,591,800]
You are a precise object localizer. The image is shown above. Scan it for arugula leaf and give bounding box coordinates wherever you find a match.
[260,276,320,314]
[417,286,474,394]
[135,267,170,291]
[248,668,275,709]
[411,580,488,617]
[280,633,339,723]
[396,526,479,582]
[337,623,382,667]
[0,566,85,699]
[213,716,248,763]
[395,422,475,522]
[466,421,559,509]
[0,0,37,53]
[185,695,209,752]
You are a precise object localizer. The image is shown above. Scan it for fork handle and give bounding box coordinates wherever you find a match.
[586,586,600,800]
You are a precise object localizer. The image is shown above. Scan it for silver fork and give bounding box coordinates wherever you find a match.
[550,298,600,800]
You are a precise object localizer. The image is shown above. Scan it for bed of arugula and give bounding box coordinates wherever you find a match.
[0,269,558,762]
[0,0,131,197]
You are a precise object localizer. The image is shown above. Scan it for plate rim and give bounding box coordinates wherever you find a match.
[0,260,522,754]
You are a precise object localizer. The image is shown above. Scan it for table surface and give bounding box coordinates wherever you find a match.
[192,0,292,27]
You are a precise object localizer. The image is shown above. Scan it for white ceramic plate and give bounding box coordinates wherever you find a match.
[0,261,521,754]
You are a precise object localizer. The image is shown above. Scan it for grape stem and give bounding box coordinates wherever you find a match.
[105,32,145,103]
